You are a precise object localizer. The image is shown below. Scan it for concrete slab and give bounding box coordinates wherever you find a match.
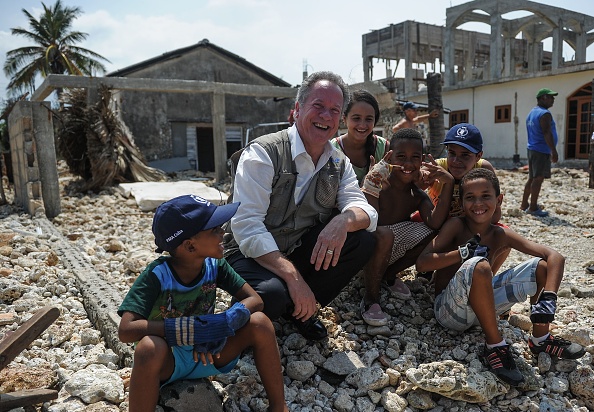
[118,181,228,211]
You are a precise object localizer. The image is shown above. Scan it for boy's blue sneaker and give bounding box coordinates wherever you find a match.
[482,344,525,386]
[529,335,585,359]
[525,207,549,217]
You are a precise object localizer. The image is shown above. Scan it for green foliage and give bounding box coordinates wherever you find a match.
[3,0,110,97]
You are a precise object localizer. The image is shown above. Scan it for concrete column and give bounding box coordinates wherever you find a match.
[490,13,503,80]
[464,32,476,82]
[86,86,99,106]
[528,41,541,72]
[362,33,370,82]
[576,32,587,64]
[211,90,227,183]
[404,21,413,96]
[444,26,455,86]
[552,19,563,70]
[504,36,512,77]
[8,101,61,218]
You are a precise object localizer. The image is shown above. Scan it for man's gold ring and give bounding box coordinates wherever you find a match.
[326,249,334,255]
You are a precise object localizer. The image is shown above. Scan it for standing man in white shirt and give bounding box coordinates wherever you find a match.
[224,71,378,340]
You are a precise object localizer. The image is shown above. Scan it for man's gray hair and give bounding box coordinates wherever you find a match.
[296,71,350,114]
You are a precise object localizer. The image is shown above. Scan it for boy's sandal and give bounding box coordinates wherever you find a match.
[524,207,549,217]
[381,277,411,299]
[360,300,389,326]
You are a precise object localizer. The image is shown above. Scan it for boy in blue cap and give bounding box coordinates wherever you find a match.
[118,194,287,412]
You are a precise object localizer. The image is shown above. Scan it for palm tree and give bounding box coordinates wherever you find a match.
[3,0,110,97]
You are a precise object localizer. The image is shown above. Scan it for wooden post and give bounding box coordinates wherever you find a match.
[0,306,60,409]
[427,73,445,157]
[8,101,61,218]
[211,90,227,183]
[0,306,60,370]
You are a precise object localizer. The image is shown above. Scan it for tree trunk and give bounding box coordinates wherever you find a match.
[427,73,445,157]
[0,153,7,205]
[57,86,166,191]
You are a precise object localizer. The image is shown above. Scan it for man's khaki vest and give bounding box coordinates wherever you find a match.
[223,130,346,257]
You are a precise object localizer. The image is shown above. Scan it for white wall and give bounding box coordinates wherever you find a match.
[414,70,594,162]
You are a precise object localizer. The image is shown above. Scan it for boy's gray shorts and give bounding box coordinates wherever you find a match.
[434,256,540,331]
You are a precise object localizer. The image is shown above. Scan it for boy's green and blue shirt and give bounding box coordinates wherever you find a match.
[118,256,245,320]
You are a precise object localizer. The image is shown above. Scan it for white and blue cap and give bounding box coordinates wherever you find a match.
[442,123,483,154]
[152,194,239,253]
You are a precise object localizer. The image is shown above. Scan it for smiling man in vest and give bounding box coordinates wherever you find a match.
[224,71,378,340]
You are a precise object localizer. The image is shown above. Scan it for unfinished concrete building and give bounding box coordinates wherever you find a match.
[364,0,594,94]
[363,0,594,163]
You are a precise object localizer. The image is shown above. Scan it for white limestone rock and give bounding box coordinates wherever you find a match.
[63,363,124,404]
[569,365,594,410]
[405,360,506,403]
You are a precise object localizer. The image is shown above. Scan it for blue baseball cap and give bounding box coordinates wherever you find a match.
[152,194,239,253]
[402,102,419,110]
[442,123,483,154]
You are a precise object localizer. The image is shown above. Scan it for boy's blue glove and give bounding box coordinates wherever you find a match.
[458,234,489,262]
[194,338,227,356]
[164,314,232,347]
[164,302,251,347]
[225,302,251,331]
[191,303,250,356]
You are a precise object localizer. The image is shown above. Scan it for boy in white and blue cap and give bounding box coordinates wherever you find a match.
[118,194,288,411]
[417,123,496,217]
[414,123,497,218]
[410,123,509,280]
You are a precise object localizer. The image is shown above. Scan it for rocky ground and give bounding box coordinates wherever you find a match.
[1,163,594,412]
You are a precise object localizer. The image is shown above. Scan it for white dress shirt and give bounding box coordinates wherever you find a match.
[230,125,378,258]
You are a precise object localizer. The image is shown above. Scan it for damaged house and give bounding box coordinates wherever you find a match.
[107,39,295,173]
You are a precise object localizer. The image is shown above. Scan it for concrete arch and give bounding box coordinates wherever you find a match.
[444,0,594,86]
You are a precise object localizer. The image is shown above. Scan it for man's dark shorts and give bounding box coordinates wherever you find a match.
[527,149,551,178]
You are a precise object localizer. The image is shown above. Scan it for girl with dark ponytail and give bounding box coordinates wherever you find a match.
[331,90,388,186]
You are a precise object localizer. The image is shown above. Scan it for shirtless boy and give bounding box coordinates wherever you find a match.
[359,128,454,325]
[416,168,585,386]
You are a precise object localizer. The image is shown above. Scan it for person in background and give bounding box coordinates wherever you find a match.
[392,101,440,133]
[520,88,559,217]
[118,195,287,412]
[331,89,389,186]
[224,71,377,341]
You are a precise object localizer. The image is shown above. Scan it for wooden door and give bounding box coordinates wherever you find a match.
[566,84,592,159]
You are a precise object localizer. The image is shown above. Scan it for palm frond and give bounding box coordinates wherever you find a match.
[5,0,109,96]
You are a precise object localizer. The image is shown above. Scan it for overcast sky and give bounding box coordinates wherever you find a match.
[1,0,594,103]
